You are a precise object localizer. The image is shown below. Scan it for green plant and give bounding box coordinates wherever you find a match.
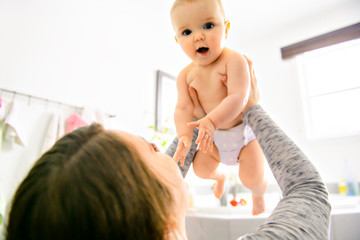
[148,125,175,151]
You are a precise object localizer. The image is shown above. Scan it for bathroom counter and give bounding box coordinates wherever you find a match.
[185,194,360,240]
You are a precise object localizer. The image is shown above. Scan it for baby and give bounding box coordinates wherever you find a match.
[171,0,267,215]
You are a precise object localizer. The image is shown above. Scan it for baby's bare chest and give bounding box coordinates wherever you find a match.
[186,66,228,112]
[187,65,227,90]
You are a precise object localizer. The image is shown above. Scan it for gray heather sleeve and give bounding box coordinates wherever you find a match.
[239,105,331,240]
[165,128,198,178]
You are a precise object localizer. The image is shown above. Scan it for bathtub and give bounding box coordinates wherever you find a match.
[185,192,360,240]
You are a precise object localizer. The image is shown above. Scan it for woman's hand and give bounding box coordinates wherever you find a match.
[173,135,192,166]
[243,55,260,112]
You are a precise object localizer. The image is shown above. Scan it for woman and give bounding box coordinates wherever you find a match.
[4,58,331,240]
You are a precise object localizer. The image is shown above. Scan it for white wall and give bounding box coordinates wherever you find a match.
[0,0,189,129]
[0,0,188,203]
[0,0,360,205]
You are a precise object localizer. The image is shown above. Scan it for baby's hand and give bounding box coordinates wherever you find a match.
[173,135,192,166]
[187,117,215,153]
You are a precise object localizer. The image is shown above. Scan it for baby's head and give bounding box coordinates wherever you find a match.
[170,0,230,66]
[170,0,225,19]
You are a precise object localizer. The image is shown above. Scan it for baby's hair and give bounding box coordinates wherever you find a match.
[170,0,225,19]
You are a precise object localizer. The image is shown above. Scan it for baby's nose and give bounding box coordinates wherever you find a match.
[194,31,205,41]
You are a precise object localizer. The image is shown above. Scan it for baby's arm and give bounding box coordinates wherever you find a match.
[173,69,195,166]
[189,53,250,151]
[207,53,250,128]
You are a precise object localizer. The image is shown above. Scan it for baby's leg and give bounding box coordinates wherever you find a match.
[238,139,267,215]
[193,147,226,199]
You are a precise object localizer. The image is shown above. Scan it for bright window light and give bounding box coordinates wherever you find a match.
[297,38,360,139]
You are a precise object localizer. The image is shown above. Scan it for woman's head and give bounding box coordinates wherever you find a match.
[6,124,188,240]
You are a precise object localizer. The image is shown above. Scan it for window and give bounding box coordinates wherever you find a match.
[297,39,360,139]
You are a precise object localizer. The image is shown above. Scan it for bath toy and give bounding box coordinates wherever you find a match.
[230,199,237,206]
[230,197,247,206]
[238,198,247,206]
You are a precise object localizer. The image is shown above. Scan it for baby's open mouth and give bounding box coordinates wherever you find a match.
[197,47,209,53]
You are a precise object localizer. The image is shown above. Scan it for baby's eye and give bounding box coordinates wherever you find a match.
[182,29,192,36]
[204,22,214,30]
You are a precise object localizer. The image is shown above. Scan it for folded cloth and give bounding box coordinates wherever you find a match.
[3,101,27,147]
[66,113,88,134]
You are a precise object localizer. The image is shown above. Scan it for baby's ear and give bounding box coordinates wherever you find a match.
[174,36,179,43]
[224,20,230,39]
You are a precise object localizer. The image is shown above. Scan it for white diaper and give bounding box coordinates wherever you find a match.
[213,123,256,166]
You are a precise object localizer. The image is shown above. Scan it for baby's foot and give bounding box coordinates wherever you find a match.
[213,175,226,199]
[252,194,265,216]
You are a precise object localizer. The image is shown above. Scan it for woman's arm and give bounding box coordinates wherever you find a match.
[238,56,331,239]
[167,104,331,239]
[165,127,198,178]
[166,104,331,239]
[239,105,331,240]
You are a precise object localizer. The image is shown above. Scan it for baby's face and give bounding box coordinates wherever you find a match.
[171,0,227,66]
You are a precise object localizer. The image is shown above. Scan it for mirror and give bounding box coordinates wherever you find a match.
[155,70,177,133]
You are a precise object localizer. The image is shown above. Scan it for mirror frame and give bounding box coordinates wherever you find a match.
[155,70,176,131]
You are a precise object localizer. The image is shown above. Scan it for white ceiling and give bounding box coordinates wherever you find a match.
[221,0,358,37]
[159,0,359,44]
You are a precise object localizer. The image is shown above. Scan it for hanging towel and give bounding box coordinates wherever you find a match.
[0,121,2,150]
[3,101,27,147]
[94,109,109,129]
[81,107,97,124]
[0,97,3,150]
[82,106,109,129]
[41,113,65,154]
[0,97,4,120]
[66,113,88,134]
[58,114,65,139]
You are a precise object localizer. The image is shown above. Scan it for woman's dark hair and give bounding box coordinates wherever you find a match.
[6,124,173,240]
